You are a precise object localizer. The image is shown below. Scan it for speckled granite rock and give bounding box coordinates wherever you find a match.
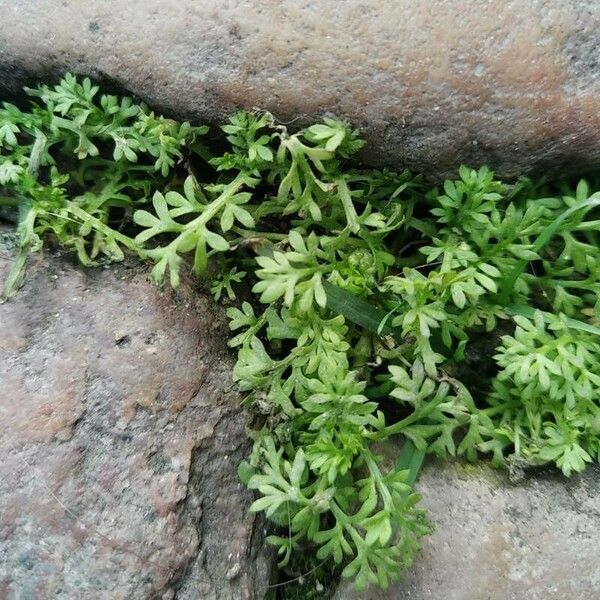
[0,234,271,599]
[334,460,600,600]
[1,1,600,177]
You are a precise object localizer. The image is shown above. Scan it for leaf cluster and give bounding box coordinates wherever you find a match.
[0,73,206,295]
[3,74,600,591]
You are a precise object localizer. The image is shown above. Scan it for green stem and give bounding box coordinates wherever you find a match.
[231,227,288,241]
[336,178,360,233]
[481,400,522,417]
[330,501,363,547]
[0,196,18,207]
[65,203,140,252]
[28,130,47,177]
[285,136,333,163]
[370,404,438,441]
[185,173,248,232]
[526,277,597,291]
[575,219,600,231]
[137,173,250,265]
[363,451,394,509]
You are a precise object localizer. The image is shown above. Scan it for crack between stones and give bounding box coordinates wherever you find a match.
[167,440,206,599]
[170,411,225,600]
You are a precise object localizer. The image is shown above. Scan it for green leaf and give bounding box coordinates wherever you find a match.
[323,281,396,338]
[506,304,600,337]
[237,461,255,485]
[2,244,29,299]
[500,195,600,303]
[395,439,426,488]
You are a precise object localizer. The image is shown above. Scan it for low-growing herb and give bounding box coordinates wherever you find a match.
[2,74,599,593]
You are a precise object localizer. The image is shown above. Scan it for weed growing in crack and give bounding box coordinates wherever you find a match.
[2,74,600,592]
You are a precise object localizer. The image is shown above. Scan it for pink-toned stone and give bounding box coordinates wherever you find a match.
[334,459,600,600]
[1,1,600,177]
[0,238,270,599]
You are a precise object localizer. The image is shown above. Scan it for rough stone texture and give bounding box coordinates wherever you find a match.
[1,1,600,177]
[335,460,600,600]
[0,234,271,599]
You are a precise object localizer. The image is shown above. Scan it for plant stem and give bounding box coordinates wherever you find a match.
[370,405,437,440]
[575,220,600,231]
[185,173,248,233]
[481,400,522,417]
[231,227,288,241]
[65,203,140,252]
[336,178,360,233]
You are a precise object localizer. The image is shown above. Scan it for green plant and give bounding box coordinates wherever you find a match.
[0,73,206,296]
[2,74,599,592]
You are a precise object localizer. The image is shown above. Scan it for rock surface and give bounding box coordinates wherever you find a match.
[1,234,600,600]
[0,233,271,599]
[334,460,600,600]
[1,1,600,177]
